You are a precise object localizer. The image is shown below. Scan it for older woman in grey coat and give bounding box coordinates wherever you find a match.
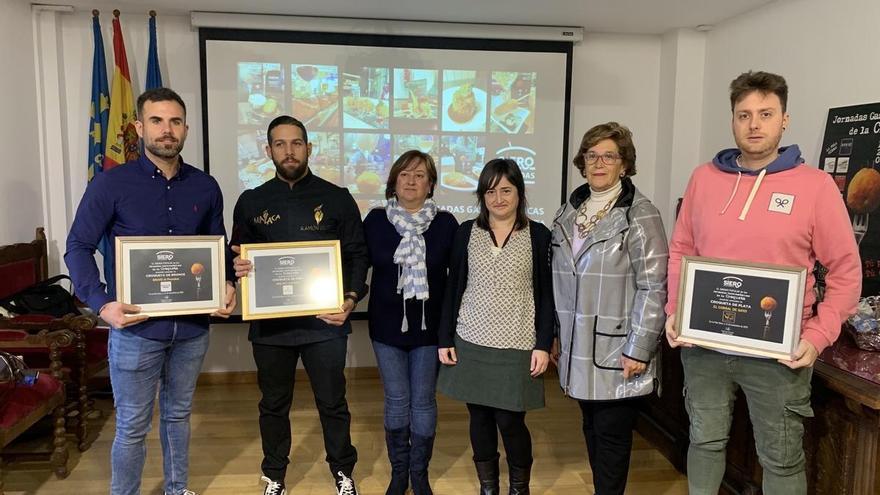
[550,122,668,495]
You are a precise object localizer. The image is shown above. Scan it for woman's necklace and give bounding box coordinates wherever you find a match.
[574,198,615,239]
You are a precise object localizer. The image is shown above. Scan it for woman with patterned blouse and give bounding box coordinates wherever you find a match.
[437,158,554,495]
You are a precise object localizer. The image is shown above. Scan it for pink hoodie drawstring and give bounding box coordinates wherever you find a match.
[738,168,767,221]
[719,171,742,215]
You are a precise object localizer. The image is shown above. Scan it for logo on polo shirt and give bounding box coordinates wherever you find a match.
[314,204,324,226]
[301,204,329,232]
[254,209,281,225]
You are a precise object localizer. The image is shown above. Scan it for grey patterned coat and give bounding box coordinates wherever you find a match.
[551,178,668,401]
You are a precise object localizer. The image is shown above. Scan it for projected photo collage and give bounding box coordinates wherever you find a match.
[236,62,539,210]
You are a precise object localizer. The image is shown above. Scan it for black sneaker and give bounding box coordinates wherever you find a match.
[335,471,358,495]
[260,475,286,495]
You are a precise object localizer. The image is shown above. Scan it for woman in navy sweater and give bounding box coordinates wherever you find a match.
[363,150,458,495]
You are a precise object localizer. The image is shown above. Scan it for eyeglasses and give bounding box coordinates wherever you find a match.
[583,151,622,165]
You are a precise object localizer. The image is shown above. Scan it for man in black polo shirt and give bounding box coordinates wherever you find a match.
[231,116,368,495]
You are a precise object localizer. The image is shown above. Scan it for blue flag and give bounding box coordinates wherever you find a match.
[88,12,109,181]
[145,13,162,90]
[88,12,113,281]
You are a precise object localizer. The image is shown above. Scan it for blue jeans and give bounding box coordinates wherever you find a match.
[681,346,813,495]
[372,341,439,437]
[108,328,209,495]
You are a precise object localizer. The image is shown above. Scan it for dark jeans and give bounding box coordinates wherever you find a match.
[467,403,532,467]
[253,337,357,481]
[579,399,640,495]
[372,340,439,437]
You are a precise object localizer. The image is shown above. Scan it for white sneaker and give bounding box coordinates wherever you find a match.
[335,471,357,495]
[261,475,287,495]
[164,491,197,495]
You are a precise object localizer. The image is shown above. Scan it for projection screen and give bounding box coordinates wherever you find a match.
[200,28,573,228]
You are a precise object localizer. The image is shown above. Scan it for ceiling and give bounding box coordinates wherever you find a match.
[43,0,779,35]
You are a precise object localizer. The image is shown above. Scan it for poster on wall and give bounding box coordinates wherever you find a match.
[817,102,880,295]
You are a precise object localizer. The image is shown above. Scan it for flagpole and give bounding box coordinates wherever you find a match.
[146,9,163,90]
[89,8,112,278]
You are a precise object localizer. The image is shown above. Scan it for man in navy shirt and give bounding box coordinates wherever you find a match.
[65,88,235,495]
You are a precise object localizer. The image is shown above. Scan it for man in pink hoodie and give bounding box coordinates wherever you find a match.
[665,71,861,494]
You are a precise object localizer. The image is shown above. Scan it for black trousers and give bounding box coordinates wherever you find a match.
[579,399,641,495]
[467,403,532,468]
[253,337,357,481]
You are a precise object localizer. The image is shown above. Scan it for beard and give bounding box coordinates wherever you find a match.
[274,155,309,183]
[145,137,184,159]
[734,123,784,160]
[737,135,781,159]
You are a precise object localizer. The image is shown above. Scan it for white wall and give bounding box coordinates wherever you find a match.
[653,29,706,231]
[0,0,43,244]
[700,0,880,178]
[567,33,662,201]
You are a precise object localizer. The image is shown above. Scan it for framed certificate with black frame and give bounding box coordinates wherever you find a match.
[239,240,344,320]
[676,256,807,360]
[115,235,227,317]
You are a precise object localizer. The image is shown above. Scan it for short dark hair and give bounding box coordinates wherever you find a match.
[475,158,529,231]
[573,122,637,178]
[385,150,438,200]
[729,71,788,113]
[266,115,308,145]
[137,87,186,119]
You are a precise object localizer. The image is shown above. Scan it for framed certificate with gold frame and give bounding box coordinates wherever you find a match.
[115,235,227,317]
[240,240,344,320]
[676,256,806,360]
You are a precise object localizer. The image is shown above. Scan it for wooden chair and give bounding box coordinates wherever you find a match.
[0,228,108,451]
[0,327,74,494]
[0,314,99,451]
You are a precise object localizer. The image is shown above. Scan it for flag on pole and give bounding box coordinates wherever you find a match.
[88,10,113,278]
[104,10,139,171]
[88,10,109,182]
[145,11,162,90]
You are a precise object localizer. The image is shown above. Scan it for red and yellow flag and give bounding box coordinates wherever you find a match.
[103,11,139,171]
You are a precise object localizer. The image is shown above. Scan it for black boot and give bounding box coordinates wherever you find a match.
[410,433,435,495]
[385,428,410,495]
[474,454,500,495]
[507,461,531,495]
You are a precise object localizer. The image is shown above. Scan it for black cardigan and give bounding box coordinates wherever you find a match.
[437,219,555,351]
